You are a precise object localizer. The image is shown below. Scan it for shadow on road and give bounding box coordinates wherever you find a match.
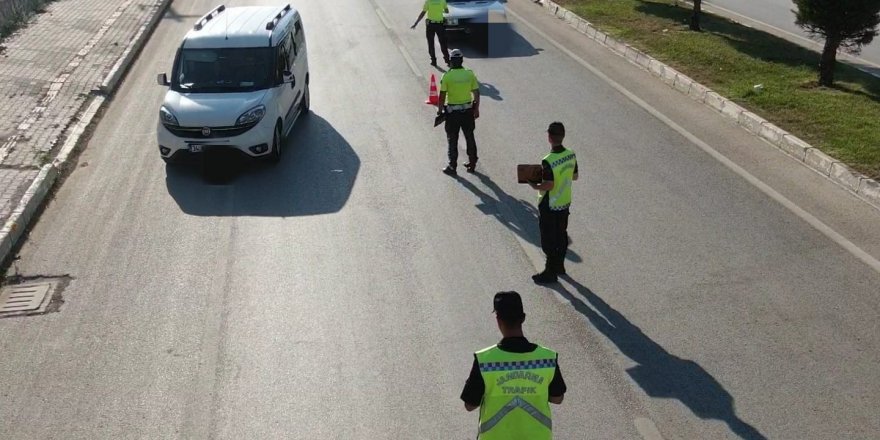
[452,23,543,59]
[550,275,767,440]
[164,113,360,217]
[162,6,202,22]
[480,82,503,101]
[455,171,582,263]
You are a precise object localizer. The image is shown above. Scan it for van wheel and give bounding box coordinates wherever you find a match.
[301,84,310,114]
[268,123,282,164]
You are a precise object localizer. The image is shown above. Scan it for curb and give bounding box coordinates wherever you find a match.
[0,0,172,267]
[539,0,880,211]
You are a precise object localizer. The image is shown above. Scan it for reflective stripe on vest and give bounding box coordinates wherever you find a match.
[539,149,576,210]
[480,396,552,433]
[475,345,557,440]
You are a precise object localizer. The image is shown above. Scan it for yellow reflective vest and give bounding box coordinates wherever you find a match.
[539,148,577,210]
[475,344,558,440]
[423,0,447,23]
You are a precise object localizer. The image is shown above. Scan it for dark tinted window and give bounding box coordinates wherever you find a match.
[294,20,305,47]
[275,34,293,81]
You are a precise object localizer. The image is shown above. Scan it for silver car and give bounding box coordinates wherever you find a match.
[444,0,506,40]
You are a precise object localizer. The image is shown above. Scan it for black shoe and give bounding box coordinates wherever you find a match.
[532,271,558,284]
[464,162,477,173]
[430,59,437,66]
[442,165,457,176]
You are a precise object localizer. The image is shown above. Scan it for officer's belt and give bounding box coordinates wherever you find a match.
[446,102,473,111]
[426,19,444,24]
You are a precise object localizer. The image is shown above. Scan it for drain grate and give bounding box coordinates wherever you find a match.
[0,282,54,317]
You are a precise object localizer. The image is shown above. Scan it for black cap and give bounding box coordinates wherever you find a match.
[494,291,525,321]
[547,121,565,136]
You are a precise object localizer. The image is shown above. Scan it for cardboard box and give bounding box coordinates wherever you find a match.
[517,164,543,184]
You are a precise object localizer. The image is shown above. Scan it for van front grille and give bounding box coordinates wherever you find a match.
[163,121,258,139]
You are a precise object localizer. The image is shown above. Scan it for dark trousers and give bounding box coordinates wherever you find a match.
[444,109,477,167]
[539,206,570,272]
[426,21,449,63]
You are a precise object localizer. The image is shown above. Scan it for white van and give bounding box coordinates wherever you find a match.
[156,4,309,164]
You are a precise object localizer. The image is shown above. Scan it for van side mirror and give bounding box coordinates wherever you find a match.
[283,71,295,88]
[157,73,169,86]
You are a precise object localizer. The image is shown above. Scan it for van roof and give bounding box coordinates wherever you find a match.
[182,5,299,49]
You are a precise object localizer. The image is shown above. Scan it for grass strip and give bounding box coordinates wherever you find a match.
[554,0,880,178]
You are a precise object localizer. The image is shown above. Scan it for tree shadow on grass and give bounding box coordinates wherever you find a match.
[633,1,880,102]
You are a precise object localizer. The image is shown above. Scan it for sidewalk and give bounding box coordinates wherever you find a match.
[0,0,171,264]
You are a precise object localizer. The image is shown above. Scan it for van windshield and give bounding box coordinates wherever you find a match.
[173,47,274,93]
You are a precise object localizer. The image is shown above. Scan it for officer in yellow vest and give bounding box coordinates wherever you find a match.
[410,0,450,66]
[460,291,566,439]
[438,49,480,175]
[529,122,578,284]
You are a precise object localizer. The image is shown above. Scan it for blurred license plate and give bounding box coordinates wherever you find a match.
[446,18,458,25]
[189,144,203,153]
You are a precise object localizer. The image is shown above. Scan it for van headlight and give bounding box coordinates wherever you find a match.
[236,105,266,126]
[159,106,179,126]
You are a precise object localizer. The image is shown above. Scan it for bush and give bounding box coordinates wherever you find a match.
[0,0,52,39]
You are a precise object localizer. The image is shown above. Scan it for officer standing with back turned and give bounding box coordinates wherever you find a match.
[410,0,450,66]
[530,122,578,284]
[438,48,480,176]
[460,291,566,439]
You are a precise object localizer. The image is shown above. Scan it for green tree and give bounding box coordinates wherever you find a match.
[689,0,703,31]
[792,0,880,86]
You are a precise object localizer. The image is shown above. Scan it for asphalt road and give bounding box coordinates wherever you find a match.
[1,0,880,438]
[705,0,880,74]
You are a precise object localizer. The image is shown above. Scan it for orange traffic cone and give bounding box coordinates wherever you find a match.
[425,73,439,105]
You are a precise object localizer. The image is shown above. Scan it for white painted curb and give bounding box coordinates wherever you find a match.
[1,0,172,266]
[538,0,880,210]
[0,165,58,266]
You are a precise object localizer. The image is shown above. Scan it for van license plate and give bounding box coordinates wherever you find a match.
[189,144,203,153]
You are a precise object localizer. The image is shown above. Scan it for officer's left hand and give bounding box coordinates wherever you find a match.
[473,107,480,119]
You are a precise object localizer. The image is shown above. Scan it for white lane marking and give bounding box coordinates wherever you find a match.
[374,7,423,78]
[375,6,393,29]
[398,42,424,79]
[508,8,880,275]
[635,417,665,440]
